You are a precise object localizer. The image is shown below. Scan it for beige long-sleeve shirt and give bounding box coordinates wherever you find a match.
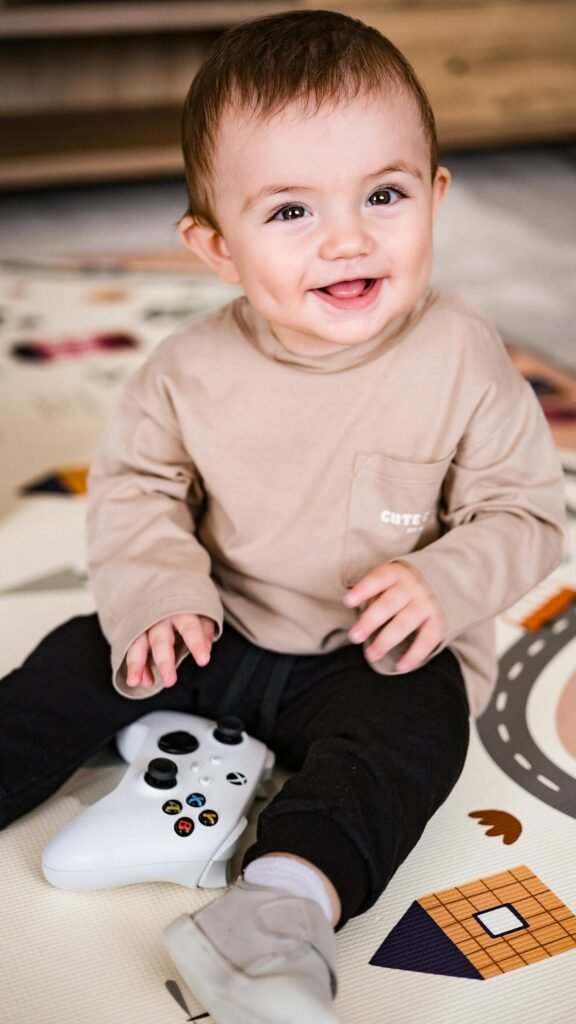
[87,289,566,716]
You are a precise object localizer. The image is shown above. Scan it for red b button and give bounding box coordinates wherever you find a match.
[174,816,195,837]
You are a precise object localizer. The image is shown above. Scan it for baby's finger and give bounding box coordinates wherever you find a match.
[148,620,178,687]
[364,604,427,663]
[173,614,212,667]
[396,619,444,673]
[140,663,156,687]
[344,563,403,608]
[125,633,150,688]
[199,617,216,646]
[348,586,410,644]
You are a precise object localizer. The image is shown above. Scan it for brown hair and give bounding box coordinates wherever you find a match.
[181,9,438,231]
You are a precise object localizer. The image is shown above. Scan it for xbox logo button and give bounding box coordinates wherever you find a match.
[226,771,248,786]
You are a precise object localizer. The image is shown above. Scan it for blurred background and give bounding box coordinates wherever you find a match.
[1,0,575,187]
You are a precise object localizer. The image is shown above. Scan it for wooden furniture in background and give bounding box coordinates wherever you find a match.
[1,0,575,188]
[315,1,576,147]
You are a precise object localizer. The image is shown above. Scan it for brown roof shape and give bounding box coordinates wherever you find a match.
[370,865,576,980]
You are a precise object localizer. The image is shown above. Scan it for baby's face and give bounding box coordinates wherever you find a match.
[185,91,450,354]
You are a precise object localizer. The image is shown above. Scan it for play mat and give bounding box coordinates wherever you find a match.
[0,260,575,1024]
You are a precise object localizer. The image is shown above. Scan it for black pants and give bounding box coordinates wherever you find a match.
[0,614,469,927]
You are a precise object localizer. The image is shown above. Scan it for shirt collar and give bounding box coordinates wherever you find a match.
[233,290,435,373]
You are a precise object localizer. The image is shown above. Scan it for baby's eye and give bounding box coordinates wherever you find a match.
[368,187,406,206]
[270,204,310,222]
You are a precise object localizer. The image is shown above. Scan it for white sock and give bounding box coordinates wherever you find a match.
[243,856,334,924]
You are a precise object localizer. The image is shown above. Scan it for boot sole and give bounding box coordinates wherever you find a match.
[163,913,341,1024]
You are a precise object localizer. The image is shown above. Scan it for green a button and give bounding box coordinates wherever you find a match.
[162,799,183,815]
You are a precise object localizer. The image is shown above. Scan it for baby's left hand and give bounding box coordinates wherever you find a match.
[343,562,446,673]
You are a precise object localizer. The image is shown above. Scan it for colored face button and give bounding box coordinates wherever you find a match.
[199,810,219,827]
[162,799,183,815]
[174,817,195,837]
[186,792,206,808]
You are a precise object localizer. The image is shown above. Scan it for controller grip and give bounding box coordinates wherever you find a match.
[115,721,150,763]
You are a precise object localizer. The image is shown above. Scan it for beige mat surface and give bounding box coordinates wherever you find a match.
[1,262,575,1023]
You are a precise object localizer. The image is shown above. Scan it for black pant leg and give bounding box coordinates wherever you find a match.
[0,614,278,831]
[0,614,201,829]
[242,645,470,928]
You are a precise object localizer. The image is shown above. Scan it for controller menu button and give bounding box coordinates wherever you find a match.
[174,817,195,837]
[186,792,206,808]
[199,810,219,827]
[144,757,178,789]
[162,799,183,815]
[213,716,244,745]
[158,730,200,755]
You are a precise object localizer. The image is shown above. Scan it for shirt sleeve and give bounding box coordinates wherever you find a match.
[86,356,224,698]
[369,340,567,675]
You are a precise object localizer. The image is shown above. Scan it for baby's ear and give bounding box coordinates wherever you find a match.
[179,217,241,285]
[431,167,451,214]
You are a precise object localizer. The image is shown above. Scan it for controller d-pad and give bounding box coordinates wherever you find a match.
[158,730,199,755]
[186,792,206,808]
[174,817,195,837]
[162,799,182,815]
[199,810,219,827]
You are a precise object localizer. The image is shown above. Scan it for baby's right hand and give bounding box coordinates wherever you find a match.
[125,613,215,689]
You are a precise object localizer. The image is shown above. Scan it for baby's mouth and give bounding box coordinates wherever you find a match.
[312,277,383,309]
[318,278,376,298]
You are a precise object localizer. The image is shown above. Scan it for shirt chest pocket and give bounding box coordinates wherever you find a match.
[342,451,453,587]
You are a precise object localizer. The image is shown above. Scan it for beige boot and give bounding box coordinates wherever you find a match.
[163,879,341,1024]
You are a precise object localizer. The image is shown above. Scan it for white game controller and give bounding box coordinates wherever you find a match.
[42,711,275,891]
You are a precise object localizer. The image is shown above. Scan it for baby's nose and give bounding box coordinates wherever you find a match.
[319,217,374,261]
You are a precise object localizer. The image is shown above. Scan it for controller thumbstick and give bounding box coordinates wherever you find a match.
[144,757,178,789]
[213,716,244,745]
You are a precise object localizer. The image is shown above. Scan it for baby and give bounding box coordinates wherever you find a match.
[0,10,566,1024]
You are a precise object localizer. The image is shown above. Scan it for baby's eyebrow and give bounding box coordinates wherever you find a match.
[242,184,313,214]
[369,162,423,181]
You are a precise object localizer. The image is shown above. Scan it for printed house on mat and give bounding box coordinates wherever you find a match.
[371,866,576,979]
